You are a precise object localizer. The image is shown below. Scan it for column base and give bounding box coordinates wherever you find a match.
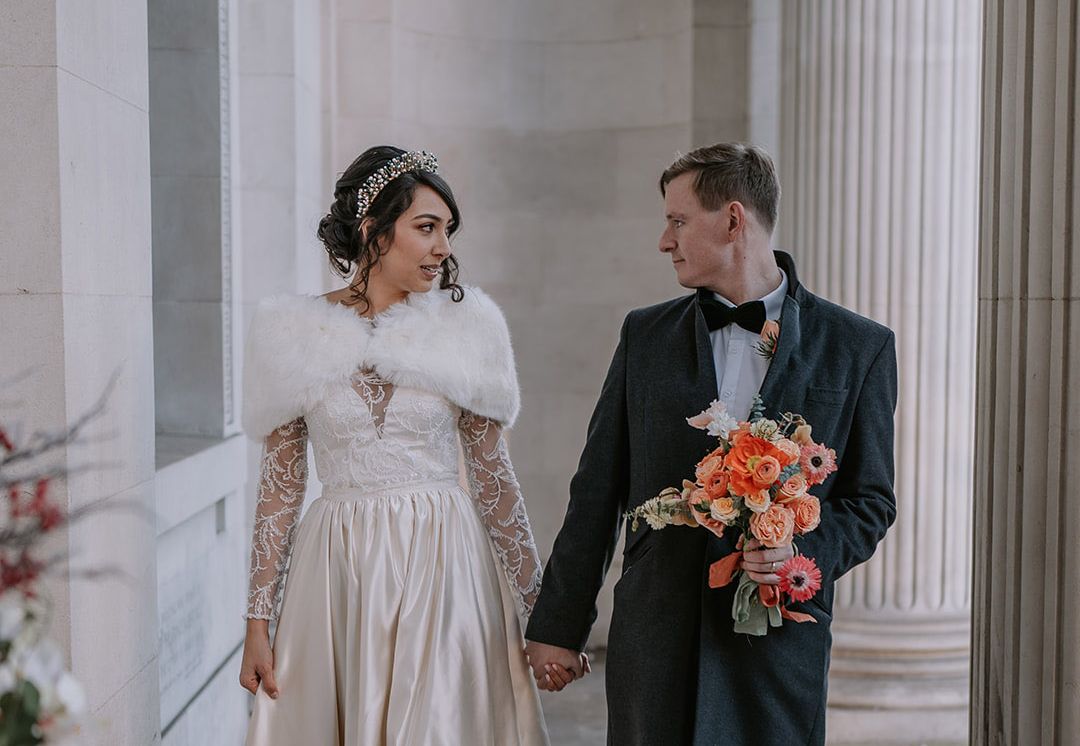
[825,612,970,743]
[826,706,968,745]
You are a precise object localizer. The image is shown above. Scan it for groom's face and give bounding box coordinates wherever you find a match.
[659,172,733,288]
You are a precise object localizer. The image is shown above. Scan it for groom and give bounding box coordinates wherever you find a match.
[525,143,897,745]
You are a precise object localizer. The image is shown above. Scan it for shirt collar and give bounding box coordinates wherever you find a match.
[713,268,788,321]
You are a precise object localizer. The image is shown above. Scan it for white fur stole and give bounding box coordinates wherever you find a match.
[241,286,521,439]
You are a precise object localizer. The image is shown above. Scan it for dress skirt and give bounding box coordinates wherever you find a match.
[244,480,549,745]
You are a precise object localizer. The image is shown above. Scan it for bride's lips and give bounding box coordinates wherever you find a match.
[420,264,440,280]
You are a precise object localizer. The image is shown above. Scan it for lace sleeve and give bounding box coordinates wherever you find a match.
[459,411,543,620]
[246,417,309,620]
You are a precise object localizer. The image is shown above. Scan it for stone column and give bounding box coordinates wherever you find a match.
[0,1,160,741]
[971,0,1080,743]
[775,1,983,741]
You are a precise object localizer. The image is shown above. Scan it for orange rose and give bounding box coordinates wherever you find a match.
[750,504,795,548]
[744,488,771,513]
[788,495,821,534]
[778,473,808,502]
[775,438,801,467]
[750,455,782,488]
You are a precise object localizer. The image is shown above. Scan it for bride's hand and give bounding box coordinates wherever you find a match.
[239,620,278,698]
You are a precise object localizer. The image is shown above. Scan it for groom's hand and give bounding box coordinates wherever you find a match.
[524,640,590,693]
[741,537,794,585]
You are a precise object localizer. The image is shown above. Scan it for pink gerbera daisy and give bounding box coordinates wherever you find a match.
[777,555,822,603]
[800,442,837,486]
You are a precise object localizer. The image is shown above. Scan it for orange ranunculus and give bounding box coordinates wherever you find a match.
[744,488,771,513]
[704,470,730,500]
[778,473,808,502]
[750,455,782,488]
[789,495,821,534]
[710,496,739,524]
[726,433,788,496]
[775,438,801,467]
[695,447,726,486]
[750,504,795,548]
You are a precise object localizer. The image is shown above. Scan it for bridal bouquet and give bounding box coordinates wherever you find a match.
[626,397,837,636]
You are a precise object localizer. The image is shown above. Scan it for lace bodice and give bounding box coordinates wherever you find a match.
[246,369,542,622]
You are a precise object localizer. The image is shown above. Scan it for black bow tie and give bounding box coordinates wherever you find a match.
[698,296,767,334]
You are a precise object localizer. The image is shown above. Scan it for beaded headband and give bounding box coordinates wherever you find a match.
[355,150,440,221]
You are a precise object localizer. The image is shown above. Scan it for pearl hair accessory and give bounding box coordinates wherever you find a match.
[355,150,439,220]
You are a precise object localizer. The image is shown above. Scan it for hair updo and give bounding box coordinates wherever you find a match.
[317,145,463,312]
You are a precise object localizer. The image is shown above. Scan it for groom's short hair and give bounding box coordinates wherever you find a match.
[659,143,780,233]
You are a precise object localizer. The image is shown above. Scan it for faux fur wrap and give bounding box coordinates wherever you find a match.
[241,286,521,440]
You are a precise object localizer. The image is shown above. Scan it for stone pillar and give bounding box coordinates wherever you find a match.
[971,0,1080,743]
[0,1,160,742]
[775,1,982,741]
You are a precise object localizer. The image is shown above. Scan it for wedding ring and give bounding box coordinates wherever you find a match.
[771,561,779,571]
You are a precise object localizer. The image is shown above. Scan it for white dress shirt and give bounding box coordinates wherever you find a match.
[708,269,788,421]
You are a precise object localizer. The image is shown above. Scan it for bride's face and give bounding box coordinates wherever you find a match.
[370,185,453,294]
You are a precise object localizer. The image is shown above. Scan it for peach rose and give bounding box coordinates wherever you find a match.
[788,495,821,534]
[688,494,726,539]
[710,496,740,524]
[775,438,801,467]
[750,504,795,548]
[778,473,808,502]
[750,455,782,488]
[760,319,780,340]
[744,488,771,514]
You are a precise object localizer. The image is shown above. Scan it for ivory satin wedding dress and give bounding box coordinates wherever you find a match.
[241,288,549,746]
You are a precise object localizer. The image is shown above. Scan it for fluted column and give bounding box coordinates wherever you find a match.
[776,1,982,741]
[972,0,1080,743]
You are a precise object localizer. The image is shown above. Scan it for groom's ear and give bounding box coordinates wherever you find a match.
[726,200,747,238]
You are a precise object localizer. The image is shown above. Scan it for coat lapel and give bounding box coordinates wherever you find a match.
[757,251,805,419]
[756,293,802,418]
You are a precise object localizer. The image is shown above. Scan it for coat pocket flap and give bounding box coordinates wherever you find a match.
[805,386,849,406]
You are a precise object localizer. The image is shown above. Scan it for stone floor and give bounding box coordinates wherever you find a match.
[538,653,962,745]
[538,651,608,744]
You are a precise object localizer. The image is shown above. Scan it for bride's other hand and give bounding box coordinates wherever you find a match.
[240,619,279,698]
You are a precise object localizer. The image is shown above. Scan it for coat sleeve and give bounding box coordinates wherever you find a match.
[795,331,898,584]
[525,316,632,651]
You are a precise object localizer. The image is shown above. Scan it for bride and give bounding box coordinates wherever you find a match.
[237,146,581,744]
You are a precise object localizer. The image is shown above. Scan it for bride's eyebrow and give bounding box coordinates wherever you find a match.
[412,213,445,222]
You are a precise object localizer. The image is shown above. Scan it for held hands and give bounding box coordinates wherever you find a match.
[524,640,591,693]
[239,619,279,699]
[740,536,794,585]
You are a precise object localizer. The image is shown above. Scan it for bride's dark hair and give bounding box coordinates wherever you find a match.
[317,145,464,313]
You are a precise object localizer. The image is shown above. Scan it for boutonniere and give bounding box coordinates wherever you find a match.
[755,320,780,360]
